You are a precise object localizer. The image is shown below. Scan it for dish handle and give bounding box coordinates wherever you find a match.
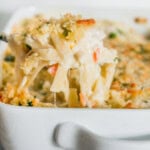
[54,122,150,150]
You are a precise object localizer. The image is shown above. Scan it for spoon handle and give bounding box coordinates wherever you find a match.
[54,122,150,150]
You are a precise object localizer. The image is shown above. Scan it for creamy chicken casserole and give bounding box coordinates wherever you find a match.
[0,14,150,108]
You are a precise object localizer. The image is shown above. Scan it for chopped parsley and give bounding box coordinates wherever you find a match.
[135,45,148,54]
[121,83,131,88]
[28,101,33,106]
[143,100,148,103]
[142,57,150,62]
[4,55,15,62]
[62,27,71,37]
[25,44,32,51]
[18,102,22,106]
[37,82,43,90]
[114,57,121,62]
[108,32,117,39]
[117,28,124,35]
[145,34,150,40]
[23,33,27,37]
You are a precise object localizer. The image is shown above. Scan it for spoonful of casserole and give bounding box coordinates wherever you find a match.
[0,14,117,108]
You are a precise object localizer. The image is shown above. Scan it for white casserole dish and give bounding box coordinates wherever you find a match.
[0,6,150,150]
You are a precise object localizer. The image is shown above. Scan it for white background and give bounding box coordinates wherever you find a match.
[0,0,150,31]
[1,0,150,12]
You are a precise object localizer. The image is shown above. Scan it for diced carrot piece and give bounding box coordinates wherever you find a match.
[93,48,100,63]
[47,64,58,76]
[127,89,141,94]
[131,83,137,88]
[76,19,95,25]
[131,83,136,88]
[134,17,148,24]
[79,93,87,107]
[93,51,98,63]
[127,89,142,97]
[124,102,133,108]
[91,101,99,108]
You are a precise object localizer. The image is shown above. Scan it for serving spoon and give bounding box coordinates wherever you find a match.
[54,122,150,150]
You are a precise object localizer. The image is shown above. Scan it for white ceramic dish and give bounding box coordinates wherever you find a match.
[0,6,150,150]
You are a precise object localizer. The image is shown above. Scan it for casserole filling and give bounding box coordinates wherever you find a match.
[0,14,150,108]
